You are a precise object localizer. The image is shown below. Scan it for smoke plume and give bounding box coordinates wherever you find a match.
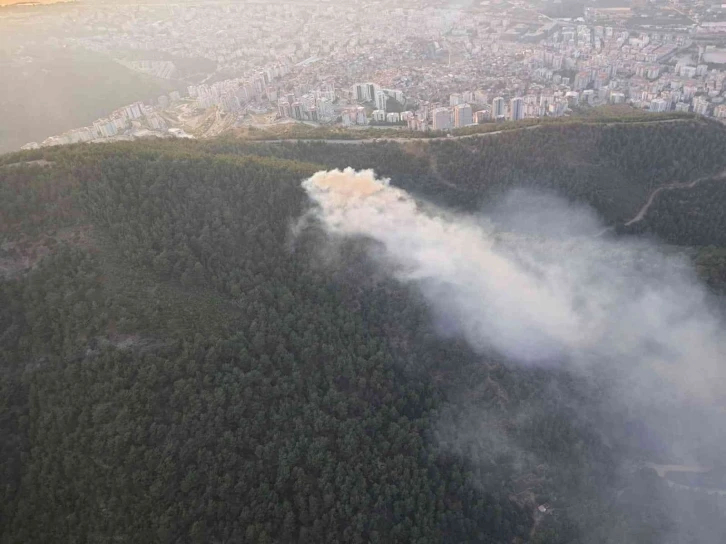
[302,168,726,464]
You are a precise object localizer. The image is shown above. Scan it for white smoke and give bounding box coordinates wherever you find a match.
[302,169,726,432]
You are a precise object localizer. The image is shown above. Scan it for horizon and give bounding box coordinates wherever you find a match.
[0,0,74,6]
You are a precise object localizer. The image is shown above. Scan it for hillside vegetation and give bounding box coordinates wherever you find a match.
[3,118,726,543]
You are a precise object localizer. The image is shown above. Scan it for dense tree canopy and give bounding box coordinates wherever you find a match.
[3,118,726,543]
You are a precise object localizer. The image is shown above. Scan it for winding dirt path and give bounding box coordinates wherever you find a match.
[624,168,726,227]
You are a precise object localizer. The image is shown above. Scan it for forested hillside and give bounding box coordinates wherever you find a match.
[204,116,726,223]
[3,118,726,543]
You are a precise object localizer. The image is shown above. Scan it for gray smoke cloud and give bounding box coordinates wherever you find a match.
[301,168,726,467]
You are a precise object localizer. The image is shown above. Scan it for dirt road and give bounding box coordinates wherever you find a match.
[248,117,689,147]
[624,169,726,227]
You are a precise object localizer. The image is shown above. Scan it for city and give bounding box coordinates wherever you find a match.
[4,0,726,148]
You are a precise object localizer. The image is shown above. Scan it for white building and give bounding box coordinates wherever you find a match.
[124,102,144,120]
[384,89,404,104]
[675,102,691,113]
[278,99,292,118]
[353,83,371,102]
[565,91,580,107]
[93,119,118,138]
[317,98,334,121]
[693,97,710,116]
[650,98,669,113]
[375,90,388,112]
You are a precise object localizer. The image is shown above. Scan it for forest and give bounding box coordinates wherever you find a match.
[2,117,726,543]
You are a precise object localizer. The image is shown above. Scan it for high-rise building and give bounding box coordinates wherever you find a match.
[317,97,334,121]
[147,113,166,131]
[93,119,118,138]
[375,90,388,112]
[565,91,580,107]
[341,109,355,126]
[254,77,265,94]
[384,89,404,104]
[574,71,590,91]
[492,97,505,119]
[292,102,305,120]
[124,102,143,120]
[681,65,697,78]
[683,86,697,101]
[220,92,241,113]
[509,97,525,121]
[352,83,380,102]
[649,98,668,113]
[233,86,248,104]
[366,83,379,102]
[419,102,430,121]
[353,83,370,102]
[432,107,452,130]
[112,116,128,131]
[321,83,336,101]
[693,97,710,116]
[594,72,609,89]
[453,103,473,128]
[278,98,292,118]
[449,93,463,107]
